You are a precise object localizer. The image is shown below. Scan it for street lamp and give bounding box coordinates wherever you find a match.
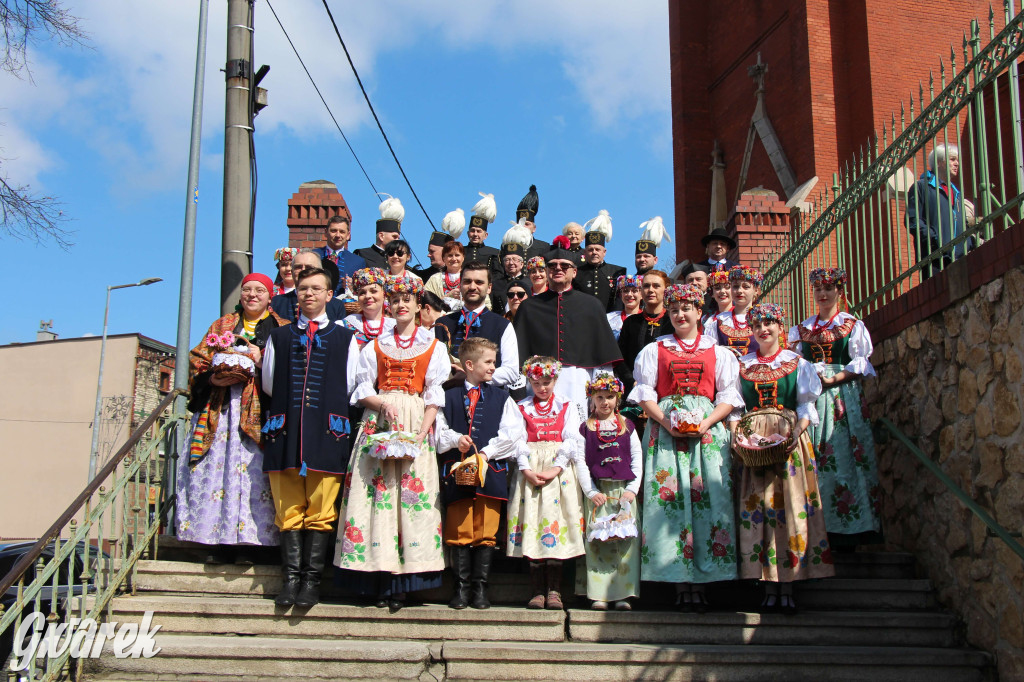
[88,277,163,483]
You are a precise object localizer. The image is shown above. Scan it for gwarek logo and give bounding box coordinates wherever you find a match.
[9,611,161,671]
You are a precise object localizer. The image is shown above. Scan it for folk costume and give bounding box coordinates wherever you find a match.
[176,307,287,549]
[437,382,524,608]
[271,290,346,323]
[734,306,834,583]
[353,195,405,270]
[435,304,520,388]
[515,185,550,259]
[261,311,360,606]
[635,216,669,269]
[630,333,744,585]
[574,210,627,312]
[341,268,396,350]
[704,264,764,358]
[788,269,881,543]
[333,326,450,598]
[465,193,503,276]
[616,308,673,395]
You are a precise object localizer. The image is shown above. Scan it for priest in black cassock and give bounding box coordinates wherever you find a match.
[697,227,740,272]
[513,237,622,420]
[574,228,627,312]
[516,185,551,259]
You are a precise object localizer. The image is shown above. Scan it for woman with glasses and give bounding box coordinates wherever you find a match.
[384,239,421,281]
[177,273,287,564]
[504,278,529,322]
[526,257,548,296]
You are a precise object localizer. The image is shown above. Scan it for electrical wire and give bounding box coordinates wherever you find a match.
[319,0,435,231]
[265,0,378,195]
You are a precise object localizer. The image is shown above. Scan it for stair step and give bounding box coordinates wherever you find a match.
[81,634,992,682]
[566,608,959,647]
[105,595,566,642]
[832,551,917,579]
[133,560,934,610]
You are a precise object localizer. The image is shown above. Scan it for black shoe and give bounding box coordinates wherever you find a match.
[295,530,331,608]
[275,531,303,607]
[374,598,388,608]
[388,598,404,613]
[469,546,494,610]
[779,594,798,615]
[448,546,472,610]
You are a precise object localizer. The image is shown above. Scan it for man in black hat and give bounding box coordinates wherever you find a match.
[513,241,622,420]
[354,215,402,270]
[415,230,452,280]
[492,239,527,314]
[634,235,660,275]
[516,185,550,259]
[679,261,718,320]
[464,215,502,278]
[573,231,627,312]
[698,228,740,271]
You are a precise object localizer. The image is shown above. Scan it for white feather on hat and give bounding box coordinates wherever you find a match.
[638,216,671,245]
[502,218,534,248]
[442,208,465,239]
[471,192,497,223]
[377,193,405,222]
[584,209,613,242]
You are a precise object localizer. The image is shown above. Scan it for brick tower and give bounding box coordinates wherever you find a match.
[286,180,351,250]
[669,0,998,266]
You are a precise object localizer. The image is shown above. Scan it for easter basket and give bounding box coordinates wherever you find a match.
[365,429,421,460]
[449,443,482,487]
[587,498,638,543]
[667,404,702,435]
[211,351,255,384]
[733,407,796,467]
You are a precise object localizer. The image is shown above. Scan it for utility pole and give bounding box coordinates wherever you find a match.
[221,0,254,314]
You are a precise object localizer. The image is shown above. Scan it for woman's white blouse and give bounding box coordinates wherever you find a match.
[627,334,744,409]
[514,396,584,472]
[731,349,822,425]
[350,326,450,407]
[702,310,748,343]
[787,312,876,377]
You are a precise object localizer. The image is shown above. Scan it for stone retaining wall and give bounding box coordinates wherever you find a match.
[862,264,1024,680]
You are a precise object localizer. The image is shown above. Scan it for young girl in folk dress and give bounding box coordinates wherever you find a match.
[630,284,745,611]
[507,356,586,610]
[788,268,881,547]
[704,265,762,358]
[575,374,643,611]
[733,303,834,613]
[342,268,396,350]
[333,273,450,611]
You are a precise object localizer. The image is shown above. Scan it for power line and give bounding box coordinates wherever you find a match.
[319,0,435,230]
[264,0,378,195]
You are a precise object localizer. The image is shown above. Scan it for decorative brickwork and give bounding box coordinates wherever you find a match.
[726,188,791,268]
[286,180,350,250]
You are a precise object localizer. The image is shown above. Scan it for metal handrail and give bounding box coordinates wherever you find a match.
[877,417,1024,562]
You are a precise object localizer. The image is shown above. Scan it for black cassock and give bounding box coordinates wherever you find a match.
[615,311,674,395]
[513,289,622,369]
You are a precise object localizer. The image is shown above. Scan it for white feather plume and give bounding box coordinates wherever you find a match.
[377,193,405,222]
[583,209,613,242]
[442,208,465,239]
[471,192,497,223]
[638,216,672,245]
[502,218,534,248]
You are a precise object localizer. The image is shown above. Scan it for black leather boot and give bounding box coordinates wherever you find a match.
[469,546,494,610]
[275,531,302,607]
[448,546,472,609]
[295,530,331,607]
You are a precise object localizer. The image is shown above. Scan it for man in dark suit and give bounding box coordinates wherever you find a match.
[354,214,401,270]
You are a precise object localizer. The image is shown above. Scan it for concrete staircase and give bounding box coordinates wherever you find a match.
[81,551,993,681]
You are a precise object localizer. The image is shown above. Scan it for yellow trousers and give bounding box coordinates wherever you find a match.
[444,497,503,547]
[267,469,341,532]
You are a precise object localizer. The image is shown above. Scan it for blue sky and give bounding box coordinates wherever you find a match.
[0,1,673,347]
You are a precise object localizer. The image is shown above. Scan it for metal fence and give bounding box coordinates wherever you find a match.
[759,4,1024,320]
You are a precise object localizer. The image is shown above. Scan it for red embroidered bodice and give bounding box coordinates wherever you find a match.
[654,342,717,400]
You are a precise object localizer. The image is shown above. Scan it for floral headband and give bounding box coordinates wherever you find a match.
[274,247,297,263]
[664,283,704,307]
[353,267,388,291]
[526,257,546,271]
[748,303,786,326]
[709,270,730,287]
[809,267,848,288]
[616,274,643,290]
[385,272,424,297]
[586,372,624,397]
[728,264,764,286]
[522,355,562,380]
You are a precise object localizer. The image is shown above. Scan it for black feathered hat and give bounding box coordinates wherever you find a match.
[428,231,453,247]
[516,184,539,222]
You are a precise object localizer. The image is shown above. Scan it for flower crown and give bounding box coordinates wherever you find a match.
[586,372,624,397]
[728,265,764,286]
[809,267,848,287]
[616,274,643,290]
[522,355,562,380]
[274,247,298,263]
[748,303,786,326]
[709,270,730,286]
[526,256,546,271]
[664,283,704,307]
[353,267,388,291]
[385,273,424,297]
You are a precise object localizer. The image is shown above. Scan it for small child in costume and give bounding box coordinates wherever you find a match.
[507,356,586,609]
[575,374,643,611]
[436,337,525,609]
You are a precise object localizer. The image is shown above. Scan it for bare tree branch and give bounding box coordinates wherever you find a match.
[0,171,73,249]
[0,0,87,78]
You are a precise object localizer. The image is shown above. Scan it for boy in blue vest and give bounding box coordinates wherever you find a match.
[261,266,360,609]
[436,337,525,609]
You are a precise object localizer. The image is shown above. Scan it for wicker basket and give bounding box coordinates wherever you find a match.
[453,444,481,487]
[211,351,255,384]
[587,497,638,543]
[733,407,796,467]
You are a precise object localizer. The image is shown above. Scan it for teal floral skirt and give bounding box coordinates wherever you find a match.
[640,395,738,584]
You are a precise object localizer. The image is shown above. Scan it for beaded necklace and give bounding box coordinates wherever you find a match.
[595,418,620,443]
[756,347,784,364]
[363,315,385,339]
[393,327,417,350]
[532,396,554,417]
[444,271,460,291]
[642,308,666,329]
[732,310,749,330]
[811,310,841,335]
[674,333,701,354]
